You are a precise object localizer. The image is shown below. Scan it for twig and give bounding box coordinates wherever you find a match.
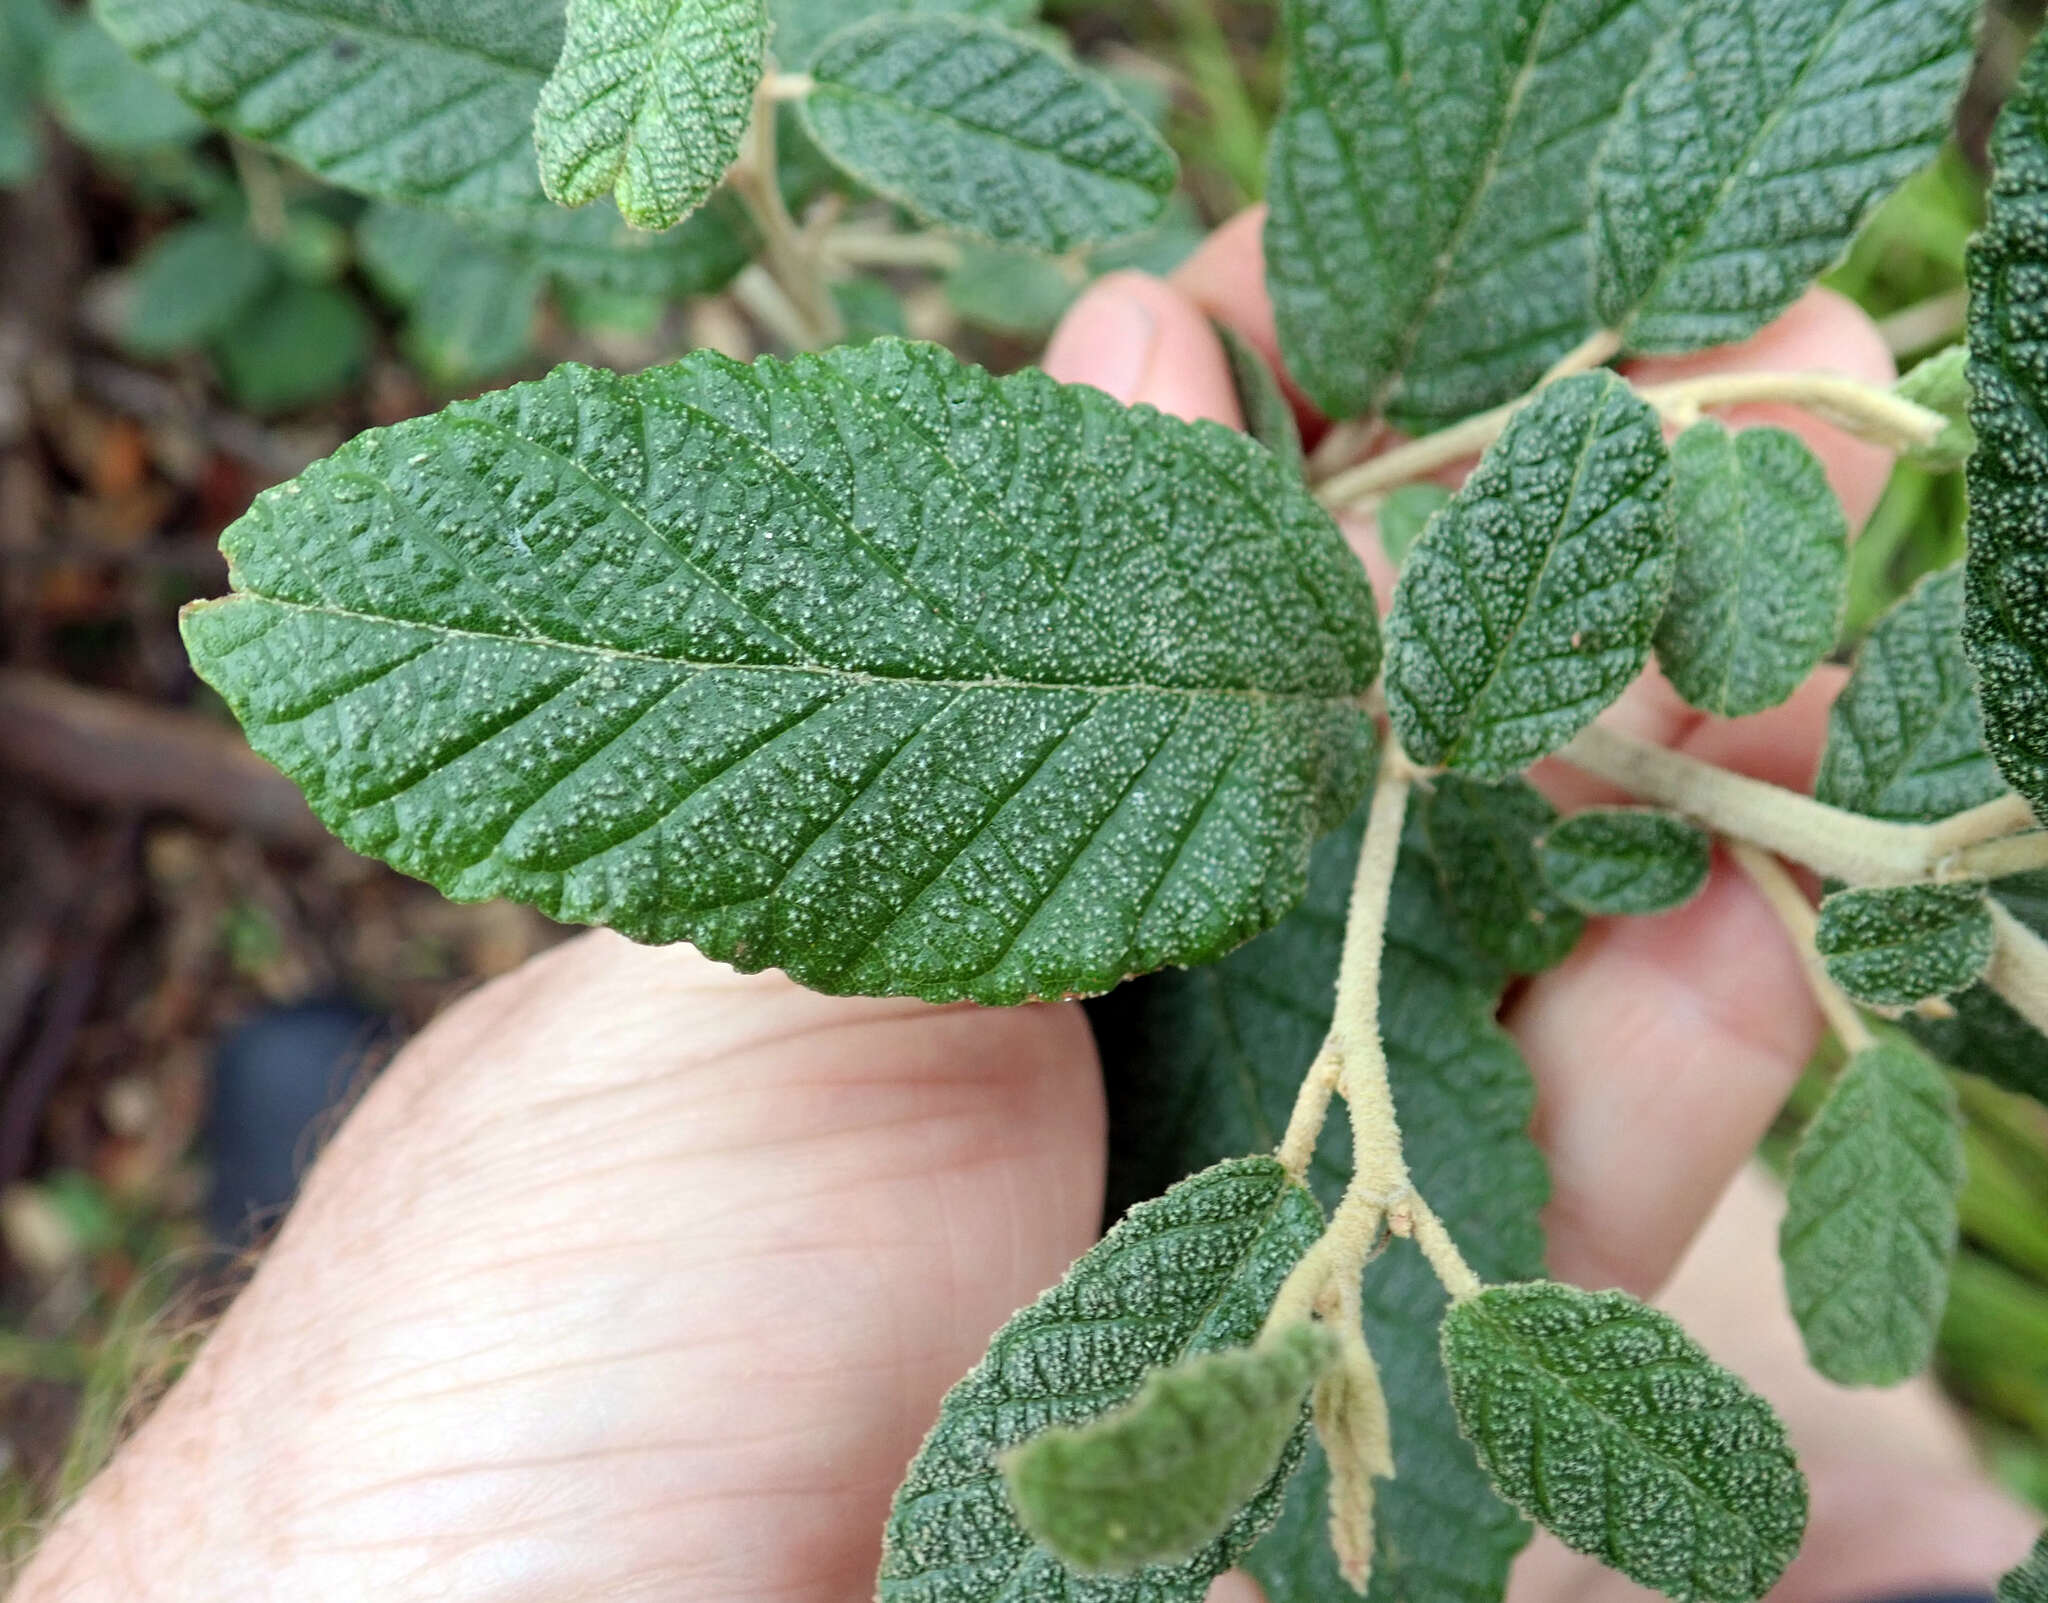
[1316,367,1949,510]
[1986,901,2048,1041]
[1556,724,2035,888]
[0,671,326,847]
[820,228,967,274]
[1729,841,1874,1051]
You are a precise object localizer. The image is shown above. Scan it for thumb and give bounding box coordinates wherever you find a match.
[1043,270,1248,429]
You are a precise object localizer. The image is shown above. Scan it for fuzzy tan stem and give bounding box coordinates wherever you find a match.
[1986,901,2048,1040]
[1404,1197,1482,1303]
[730,81,842,347]
[1728,841,1874,1052]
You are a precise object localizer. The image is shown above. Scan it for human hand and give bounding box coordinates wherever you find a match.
[18,212,2035,1603]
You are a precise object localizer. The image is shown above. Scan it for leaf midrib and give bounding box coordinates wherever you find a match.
[202,591,1364,704]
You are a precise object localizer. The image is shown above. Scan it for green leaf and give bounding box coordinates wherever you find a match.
[1781,1037,1963,1386]
[1968,33,2048,827]
[1423,775,1585,973]
[120,217,277,357]
[44,13,205,153]
[770,0,1036,73]
[1536,807,1710,916]
[1374,484,1450,574]
[1654,422,1848,718]
[1815,882,1994,1008]
[1091,802,1548,1603]
[1895,345,1975,470]
[1592,0,1975,353]
[533,0,765,230]
[1384,371,1674,779]
[878,1156,1324,1603]
[1815,566,2008,826]
[1442,1282,1807,1603]
[0,0,57,187]
[1215,322,1303,479]
[2000,1532,2048,1603]
[1001,1324,1336,1575]
[94,0,566,214]
[356,203,541,384]
[799,15,1176,253]
[179,339,1380,1006]
[208,278,369,414]
[1262,0,1678,427]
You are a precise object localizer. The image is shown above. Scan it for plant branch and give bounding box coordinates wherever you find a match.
[1986,901,2048,1041]
[820,228,967,273]
[729,80,842,347]
[1728,841,1874,1052]
[1316,367,1948,511]
[1555,724,2038,888]
[762,71,814,101]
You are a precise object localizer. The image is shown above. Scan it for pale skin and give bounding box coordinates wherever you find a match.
[18,211,2041,1603]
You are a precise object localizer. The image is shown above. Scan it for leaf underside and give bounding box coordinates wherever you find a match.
[1442,1283,1807,1603]
[1968,32,2048,825]
[1897,345,1976,470]
[1814,882,1995,1009]
[799,15,1176,254]
[1536,806,1711,917]
[95,0,569,214]
[1262,0,1678,427]
[1092,803,1548,1603]
[533,0,766,230]
[1655,422,1847,719]
[878,1156,1325,1603]
[1781,1038,1963,1387]
[181,339,1380,1006]
[1592,0,1976,353]
[1423,775,1585,974]
[1384,371,1674,780]
[1001,1324,1335,1575]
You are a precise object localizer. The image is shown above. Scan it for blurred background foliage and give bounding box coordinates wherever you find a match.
[0,0,2045,1574]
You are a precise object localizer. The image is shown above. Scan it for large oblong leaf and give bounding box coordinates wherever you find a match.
[94,0,568,214]
[1384,371,1674,779]
[799,15,1175,253]
[772,0,1037,71]
[1001,1324,1336,1575]
[533,0,766,230]
[1441,1282,1807,1603]
[180,339,1380,1006]
[1592,0,1975,354]
[1781,1038,1963,1387]
[1655,422,1847,718]
[879,1156,1324,1603]
[1263,0,1677,426]
[1968,32,2048,826]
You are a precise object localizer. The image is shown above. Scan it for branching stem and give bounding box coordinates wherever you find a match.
[1728,841,1874,1052]
[821,229,968,273]
[1315,367,1946,511]
[730,80,842,348]
[1557,724,2039,887]
[1986,901,2048,1040]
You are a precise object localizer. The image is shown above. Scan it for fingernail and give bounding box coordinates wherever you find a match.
[1043,278,1158,402]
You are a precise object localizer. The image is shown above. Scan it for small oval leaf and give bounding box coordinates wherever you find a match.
[533,0,765,230]
[1655,422,1847,719]
[1384,371,1674,779]
[1536,807,1711,917]
[1441,1281,1808,1603]
[1781,1038,1963,1386]
[1815,883,1996,1008]
[800,15,1176,252]
[1001,1323,1336,1575]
